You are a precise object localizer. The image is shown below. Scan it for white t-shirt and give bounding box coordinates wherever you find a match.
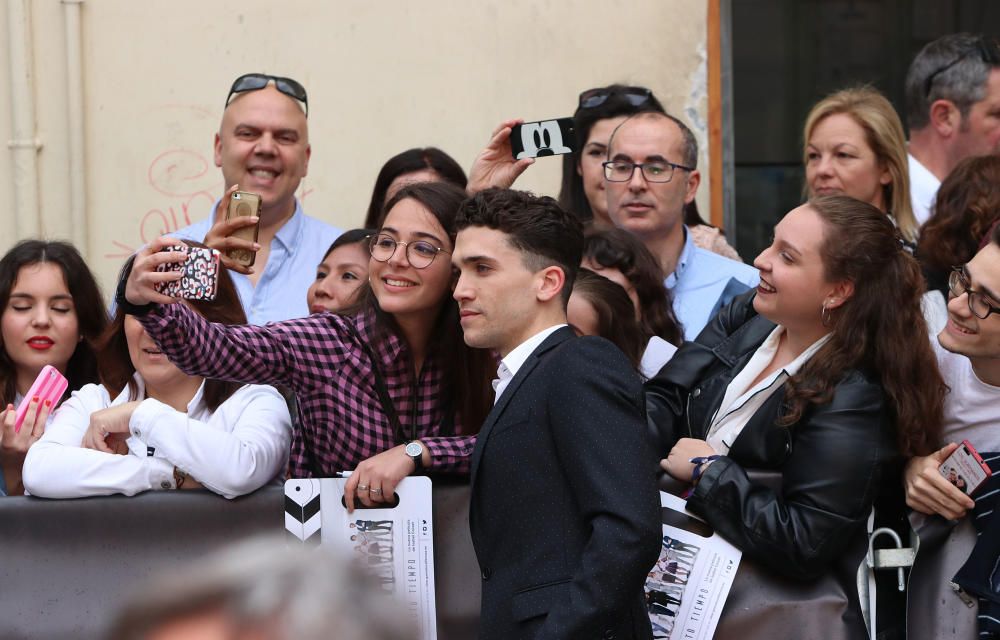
[933,338,1000,450]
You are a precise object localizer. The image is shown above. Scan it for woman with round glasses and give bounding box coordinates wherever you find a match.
[117,182,495,508]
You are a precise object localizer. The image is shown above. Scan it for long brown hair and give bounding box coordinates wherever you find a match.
[571,269,644,370]
[583,227,683,345]
[917,155,1000,274]
[781,195,945,457]
[98,241,245,411]
[0,240,107,405]
[344,182,495,436]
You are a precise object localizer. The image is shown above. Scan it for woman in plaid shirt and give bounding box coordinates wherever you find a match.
[117,183,495,507]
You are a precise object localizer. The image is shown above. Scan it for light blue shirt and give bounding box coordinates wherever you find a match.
[667,228,760,341]
[173,200,342,324]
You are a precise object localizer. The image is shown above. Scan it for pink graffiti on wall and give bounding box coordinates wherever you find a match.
[105,148,312,260]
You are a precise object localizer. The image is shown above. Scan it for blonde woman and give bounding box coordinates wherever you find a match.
[803,86,919,244]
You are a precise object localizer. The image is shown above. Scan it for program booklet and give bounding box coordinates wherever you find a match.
[646,492,742,639]
[285,476,437,640]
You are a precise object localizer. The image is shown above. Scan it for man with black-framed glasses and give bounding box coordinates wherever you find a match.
[905,33,1000,227]
[172,73,341,324]
[604,111,758,341]
[904,224,1000,640]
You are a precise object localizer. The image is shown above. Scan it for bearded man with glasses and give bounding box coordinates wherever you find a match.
[905,33,1000,227]
[905,224,1000,640]
[171,73,341,324]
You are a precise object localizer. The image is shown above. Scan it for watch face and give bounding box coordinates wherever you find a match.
[405,442,422,457]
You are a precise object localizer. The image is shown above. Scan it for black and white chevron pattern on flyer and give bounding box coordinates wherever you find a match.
[284,478,322,544]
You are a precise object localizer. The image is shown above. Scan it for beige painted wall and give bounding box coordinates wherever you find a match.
[1,0,709,296]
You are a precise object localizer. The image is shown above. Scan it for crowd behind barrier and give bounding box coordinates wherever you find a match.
[0,30,998,640]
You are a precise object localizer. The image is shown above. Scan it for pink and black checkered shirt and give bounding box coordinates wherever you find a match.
[137,304,477,478]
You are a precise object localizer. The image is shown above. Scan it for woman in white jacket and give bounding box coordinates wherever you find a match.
[22,243,291,499]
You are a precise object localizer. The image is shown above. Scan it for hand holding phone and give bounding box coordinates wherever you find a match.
[153,245,221,301]
[939,440,992,497]
[509,117,576,160]
[224,190,262,267]
[14,365,67,434]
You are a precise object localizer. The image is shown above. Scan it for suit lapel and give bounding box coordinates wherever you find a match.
[469,327,574,487]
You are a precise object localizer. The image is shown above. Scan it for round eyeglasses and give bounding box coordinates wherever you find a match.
[602,160,694,184]
[369,233,449,269]
[949,266,1000,320]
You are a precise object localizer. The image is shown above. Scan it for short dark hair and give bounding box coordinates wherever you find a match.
[608,111,699,169]
[558,84,665,222]
[993,219,1000,247]
[905,33,1000,130]
[0,240,108,406]
[364,148,468,228]
[457,188,583,305]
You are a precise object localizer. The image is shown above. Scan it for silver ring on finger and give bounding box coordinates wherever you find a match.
[357,484,369,492]
[369,487,383,495]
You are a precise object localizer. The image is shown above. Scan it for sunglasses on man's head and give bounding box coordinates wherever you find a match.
[225,73,309,116]
[923,36,1000,99]
[578,86,652,110]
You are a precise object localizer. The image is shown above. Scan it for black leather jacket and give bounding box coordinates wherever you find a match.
[645,292,898,581]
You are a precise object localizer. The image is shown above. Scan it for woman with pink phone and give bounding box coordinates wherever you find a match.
[0,240,107,496]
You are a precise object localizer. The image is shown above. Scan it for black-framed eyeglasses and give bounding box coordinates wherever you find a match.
[602,160,694,184]
[578,86,652,110]
[368,233,449,270]
[949,265,1000,319]
[923,36,1000,99]
[225,73,309,117]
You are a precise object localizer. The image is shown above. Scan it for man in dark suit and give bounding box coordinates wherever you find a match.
[452,188,661,640]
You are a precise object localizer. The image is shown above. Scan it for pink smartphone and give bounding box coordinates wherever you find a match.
[14,365,68,433]
[939,439,993,496]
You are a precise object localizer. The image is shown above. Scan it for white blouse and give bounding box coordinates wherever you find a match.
[22,375,291,499]
[706,326,830,455]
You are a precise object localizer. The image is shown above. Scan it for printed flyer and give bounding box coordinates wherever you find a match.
[646,492,741,640]
[285,476,437,640]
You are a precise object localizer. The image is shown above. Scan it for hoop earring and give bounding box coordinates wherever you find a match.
[821,302,832,327]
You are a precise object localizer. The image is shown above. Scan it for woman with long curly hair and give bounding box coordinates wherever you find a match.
[916,155,1000,331]
[645,194,945,637]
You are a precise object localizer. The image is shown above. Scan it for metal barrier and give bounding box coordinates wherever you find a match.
[0,482,481,640]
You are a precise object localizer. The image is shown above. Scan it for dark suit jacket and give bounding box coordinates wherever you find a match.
[469,327,661,640]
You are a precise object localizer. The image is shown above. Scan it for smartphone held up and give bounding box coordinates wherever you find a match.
[225,190,262,268]
[14,365,68,433]
[510,118,576,160]
[154,245,221,301]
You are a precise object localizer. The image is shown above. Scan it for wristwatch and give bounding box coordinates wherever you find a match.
[405,440,425,472]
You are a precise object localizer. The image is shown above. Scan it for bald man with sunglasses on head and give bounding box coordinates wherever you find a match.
[172,73,341,324]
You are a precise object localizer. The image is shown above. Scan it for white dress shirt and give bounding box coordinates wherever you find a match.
[22,374,291,499]
[492,324,567,405]
[909,152,941,227]
[706,326,830,454]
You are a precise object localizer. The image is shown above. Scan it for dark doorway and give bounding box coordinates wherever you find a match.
[730,0,1000,260]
